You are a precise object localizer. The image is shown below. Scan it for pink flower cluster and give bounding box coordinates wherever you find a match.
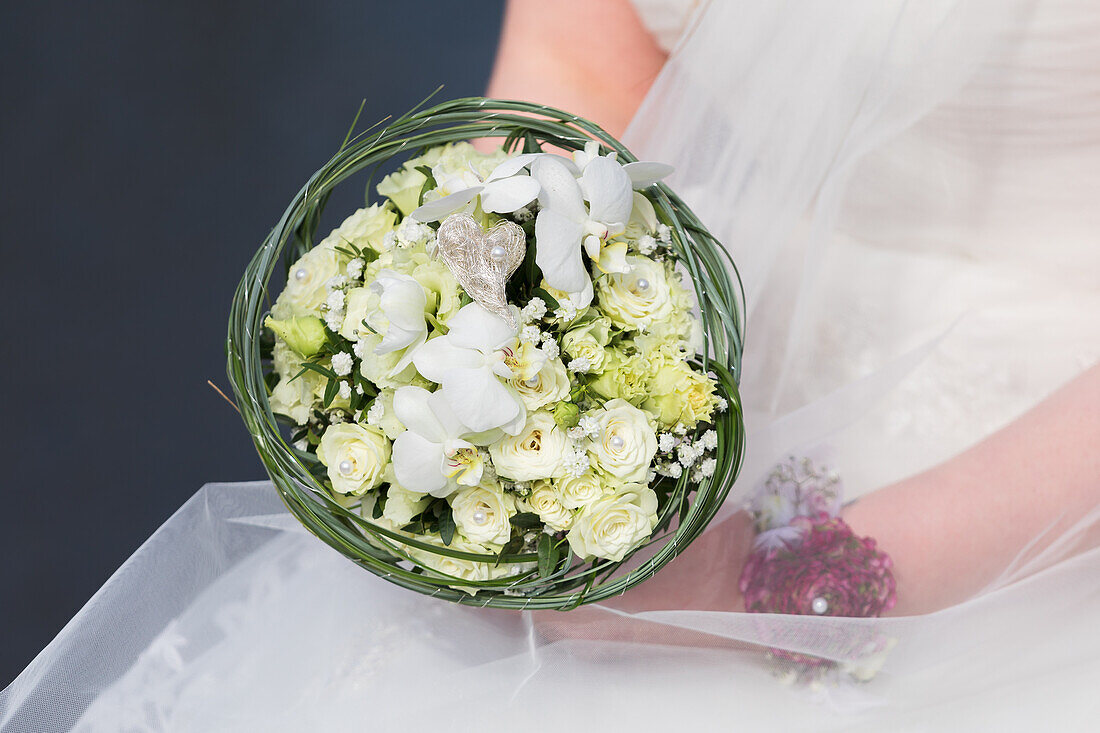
[739,513,897,618]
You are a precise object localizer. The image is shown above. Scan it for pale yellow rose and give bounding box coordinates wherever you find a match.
[489,411,567,481]
[377,168,427,217]
[407,533,529,592]
[643,356,717,429]
[411,259,464,325]
[381,470,431,526]
[316,423,391,495]
[320,204,397,252]
[554,471,609,510]
[588,399,658,483]
[595,255,674,331]
[587,347,653,405]
[519,480,574,532]
[561,317,611,372]
[566,483,659,561]
[510,357,570,411]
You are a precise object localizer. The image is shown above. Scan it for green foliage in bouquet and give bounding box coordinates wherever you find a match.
[227,95,745,609]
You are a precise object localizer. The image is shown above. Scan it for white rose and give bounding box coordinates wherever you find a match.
[510,357,570,411]
[449,481,516,545]
[316,423,391,495]
[588,399,658,483]
[519,480,574,532]
[408,533,528,592]
[381,474,431,527]
[367,388,406,440]
[566,483,659,561]
[554,471,609,510]
[595,255,674,331]
[489,411,567,481]
[268,374,320,426]
[377,168,427,217]
[319,204,396,252]
[273,243,346,318]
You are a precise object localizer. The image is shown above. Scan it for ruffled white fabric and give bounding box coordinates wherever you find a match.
[4,0,1100,729]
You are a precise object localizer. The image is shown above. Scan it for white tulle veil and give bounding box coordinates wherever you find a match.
[3,1,1100,729]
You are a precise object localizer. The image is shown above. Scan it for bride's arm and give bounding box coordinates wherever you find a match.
[846,362,1100,615]
[485,0,666,139]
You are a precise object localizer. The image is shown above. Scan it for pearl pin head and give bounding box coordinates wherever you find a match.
[338,459,354,476]
[472,509,488,525]
[811,597,829,615]
[609,435,625,450]
[294,268,308,282]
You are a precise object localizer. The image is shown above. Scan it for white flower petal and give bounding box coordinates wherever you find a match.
[410,186,483,222]
[480,176,541,214]
[441,367,523,433]
[373,273,427,332]
[486,153,542,181]
[412,336,483,383]
[623,161,674,188]
[392,431,449,496]
[426,389,469,441]
[581,157,633,226]
[392,386,446,443]
[446,303,517,352]
[532,155,587,222]
[535,208,588,293]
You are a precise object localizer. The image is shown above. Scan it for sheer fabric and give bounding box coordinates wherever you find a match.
[4,0,1100,729]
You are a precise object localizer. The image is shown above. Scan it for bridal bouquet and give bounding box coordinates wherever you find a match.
[228,98,745,608]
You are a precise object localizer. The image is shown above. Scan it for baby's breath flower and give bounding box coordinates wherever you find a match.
[325,289,346,311]
[716,396,729,412]
[331,352,353,377]
[346,257,365,280]
[520,324,541,343]
[324,308,344,331]
[658,433,677,453]
[338,381,352,400]
[577,415,601,438]
[637,234,657,255]
[656,223,672,243]
[381,230,397,251]
[567,426,587,441]
[567,357,591,373]
[560,445,591,478]
[326,274,348,292]
[521,297,547,322]
[541,335,560,360]
[663,462,683,479]
[365,399,385,425]
[554,300,578,321]
[699,457,716,478]
[700,429,718,450]
[355,383,365,395]
[677,441,699,467]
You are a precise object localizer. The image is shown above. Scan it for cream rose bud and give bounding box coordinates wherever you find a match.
[511,357,570,411]
[519,480,574,532]
[273,243,346,319]
[489,411,567,481]
[554,471,608,510]
[643,354,717,429]
[595,255,674,331]
[412,259,464,325]
[449,481,516,545]
[316,423,391,495]
[561,317,611,372]
[381,476,431,527]
[566,483,659,561]
[588,399,658,483]
[408,534,528,592]
[265,315,326,357]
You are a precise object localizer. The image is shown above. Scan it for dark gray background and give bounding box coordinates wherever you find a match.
[0,0,504,686]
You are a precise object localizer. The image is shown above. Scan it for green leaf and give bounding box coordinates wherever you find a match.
[437,504,456,546]
[537,533,560,578]
[494,536,525,567]
[322,377,339,408]
[292,361,338,382]
[531,287,559,311]
[510,512,542,530]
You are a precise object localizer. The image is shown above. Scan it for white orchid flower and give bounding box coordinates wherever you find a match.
[411,303,538,434]
[390,386,486,497]
[531,154,636,293]
[571,140,674,188]
[411,154,542,222]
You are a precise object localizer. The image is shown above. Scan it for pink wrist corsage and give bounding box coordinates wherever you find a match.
[739,457,897,678]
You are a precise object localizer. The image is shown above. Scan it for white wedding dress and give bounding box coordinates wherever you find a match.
[4,1,1099,730]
